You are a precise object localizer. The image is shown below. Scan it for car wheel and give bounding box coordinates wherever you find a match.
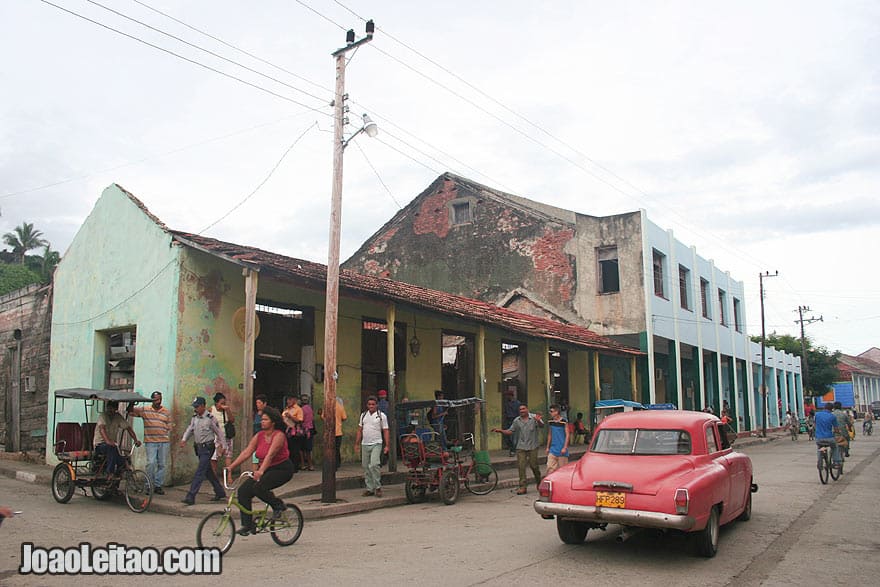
[693,506,720,557]
[737,489,752,522]
[556,518,589,544]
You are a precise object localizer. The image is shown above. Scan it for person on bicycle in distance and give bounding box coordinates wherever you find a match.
[225,406,293,536]
[864,409,874,435]
[814,402,842,469]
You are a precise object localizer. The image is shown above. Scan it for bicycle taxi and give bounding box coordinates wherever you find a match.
[396,397,497,505]
[50,387,154,513]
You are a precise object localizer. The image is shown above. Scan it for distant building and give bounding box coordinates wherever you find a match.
[345,172,805,428]
[836,351,880,411]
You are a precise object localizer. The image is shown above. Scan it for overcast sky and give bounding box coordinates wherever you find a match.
[2,0,878,356]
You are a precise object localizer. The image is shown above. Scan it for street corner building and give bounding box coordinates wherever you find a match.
[45,184,647,482]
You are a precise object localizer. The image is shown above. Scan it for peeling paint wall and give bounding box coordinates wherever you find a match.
[344,176,578,318]
[574,211,646,336]
[47,185,181,467]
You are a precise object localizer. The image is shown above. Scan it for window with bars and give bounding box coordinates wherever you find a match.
[700,278,711,319]
[733,297,742,332]
[679,265,691,310]
[652,250,666,298]
[718,289,728,326]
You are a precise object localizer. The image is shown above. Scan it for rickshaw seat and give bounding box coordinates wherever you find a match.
[54,422,92,461]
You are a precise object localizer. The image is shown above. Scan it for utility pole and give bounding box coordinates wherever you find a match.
[321,20,375,503]
[759,270,778,437]
[794,305,822,393]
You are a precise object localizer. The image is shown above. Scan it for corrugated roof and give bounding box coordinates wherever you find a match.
[171,230,641,356]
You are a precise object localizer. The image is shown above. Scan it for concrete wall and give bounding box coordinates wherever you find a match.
[574,211,645,335]
[47,185,181,465]
[0,284,52,452]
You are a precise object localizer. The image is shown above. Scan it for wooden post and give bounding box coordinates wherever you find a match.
[630,356,638,402]
[386,303,397,472]
[242,268,258,453]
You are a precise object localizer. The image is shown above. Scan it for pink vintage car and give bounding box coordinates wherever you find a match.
[534,410,757,557]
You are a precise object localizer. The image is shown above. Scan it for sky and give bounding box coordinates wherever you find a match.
[1,0,878,356]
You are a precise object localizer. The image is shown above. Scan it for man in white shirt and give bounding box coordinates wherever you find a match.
[355,395,389,498]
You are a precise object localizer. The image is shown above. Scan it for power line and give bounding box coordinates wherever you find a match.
[0,112,313,199]
[131,0,332,96]
[82,0,329,105]
[198,121,317,234]
[38,0,330,114]
[353,140,401,209]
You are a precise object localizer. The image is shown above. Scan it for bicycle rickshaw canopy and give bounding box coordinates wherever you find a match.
[54,388,153,402]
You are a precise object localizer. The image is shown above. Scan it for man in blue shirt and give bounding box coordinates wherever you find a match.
[814,403,841,467]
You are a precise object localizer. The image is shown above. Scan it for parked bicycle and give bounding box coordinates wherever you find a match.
[449,433,499,495]
[816,440,842,485]
[196,471,303,554]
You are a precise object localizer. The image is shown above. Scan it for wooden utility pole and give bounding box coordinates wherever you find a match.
[242,268,258,452]
[321,21,375,503]
[795,305,822,396]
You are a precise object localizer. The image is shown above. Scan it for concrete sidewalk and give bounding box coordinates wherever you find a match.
[0,429,788,521]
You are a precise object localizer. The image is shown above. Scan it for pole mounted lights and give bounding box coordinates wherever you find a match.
[321,20,376,504]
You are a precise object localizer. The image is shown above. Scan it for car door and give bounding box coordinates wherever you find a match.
[705,423,737,517]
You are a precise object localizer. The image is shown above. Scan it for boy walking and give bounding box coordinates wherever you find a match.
[545,404,570,475]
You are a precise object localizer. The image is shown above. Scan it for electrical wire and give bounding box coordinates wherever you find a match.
[82,0,329,105]
[37,0,330,114]
[198,121,317,234]
[353,140,401,209]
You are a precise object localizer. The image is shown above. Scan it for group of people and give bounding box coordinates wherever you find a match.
[813,401,860,469]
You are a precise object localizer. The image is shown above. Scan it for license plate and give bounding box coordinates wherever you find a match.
[596,491,626,508]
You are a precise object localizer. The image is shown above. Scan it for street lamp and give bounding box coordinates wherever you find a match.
[321,21,376,503]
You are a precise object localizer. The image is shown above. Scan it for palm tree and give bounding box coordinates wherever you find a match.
[40,245,61,282]
[3,222,47,264]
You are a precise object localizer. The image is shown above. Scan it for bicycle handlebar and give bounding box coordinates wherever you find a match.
[223,469,254,491]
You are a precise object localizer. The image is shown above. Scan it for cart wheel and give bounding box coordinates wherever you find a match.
[439,469,460,505]
[270,503,304,546]
[196,511,235,554]
[51,463,75,504]
[124,470,153,513]
[405,479,427,504]
[91,479,117,501]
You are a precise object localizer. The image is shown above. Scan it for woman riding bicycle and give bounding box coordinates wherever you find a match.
[225,406,293,536]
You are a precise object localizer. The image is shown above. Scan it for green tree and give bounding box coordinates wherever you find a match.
[0,263,43,295]
[751,332,841,396]
[3,222,48,264]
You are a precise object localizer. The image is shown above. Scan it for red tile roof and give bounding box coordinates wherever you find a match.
[838,354,880,377]
[171,231,641,356]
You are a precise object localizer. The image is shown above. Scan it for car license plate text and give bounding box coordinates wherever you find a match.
[596,491,626,508]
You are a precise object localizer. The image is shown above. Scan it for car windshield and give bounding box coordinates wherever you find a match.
[591,428,692,455]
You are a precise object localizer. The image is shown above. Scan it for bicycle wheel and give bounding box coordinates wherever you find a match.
[91,479,117,501]
[464,464,498,495]
[817,450,829,484]
[270,503,304,546]
[439,469,460,505]
[197,511,235,554]
[405,479,427,503]
[123,470,153,513]
[830,458,842,480]
[51,463,75,504]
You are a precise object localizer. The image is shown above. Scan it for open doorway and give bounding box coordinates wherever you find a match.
[549,348,569,417]
[253,302,313,411]
[360,318,407,411]
[442,332,475,441]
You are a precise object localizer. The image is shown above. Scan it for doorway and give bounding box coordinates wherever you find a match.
[360,318,407,411]
[252,302,313,411]
[442,332,475,441]
[549,348,569,415]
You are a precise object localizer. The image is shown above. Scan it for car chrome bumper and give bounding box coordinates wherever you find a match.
[534,500,696,531]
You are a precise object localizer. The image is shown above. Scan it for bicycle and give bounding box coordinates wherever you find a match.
[863,420,873,436]
[196,471,303,554]
[449,433,499,495]
[83,445,153,513]
[816,440,842,485]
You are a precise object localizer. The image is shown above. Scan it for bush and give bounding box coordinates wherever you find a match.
[0,263,43,296]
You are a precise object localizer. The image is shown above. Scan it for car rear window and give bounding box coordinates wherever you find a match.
[591,429,692,455]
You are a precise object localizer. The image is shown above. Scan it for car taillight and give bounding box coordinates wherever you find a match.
[674,488,689,514]
[538,479,552,499]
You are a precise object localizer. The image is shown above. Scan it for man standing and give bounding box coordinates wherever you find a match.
[179,397,226,505]
[545,404,570,475]
[377,389,390,417]
[815,402,842,469]
[493,403,544,495]
[355,395,389,497]
[502,390,521,456]
[94,400,141,475]
[131,391,171,494]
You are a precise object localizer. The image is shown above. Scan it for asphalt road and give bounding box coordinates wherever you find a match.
[2,432,878,586]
